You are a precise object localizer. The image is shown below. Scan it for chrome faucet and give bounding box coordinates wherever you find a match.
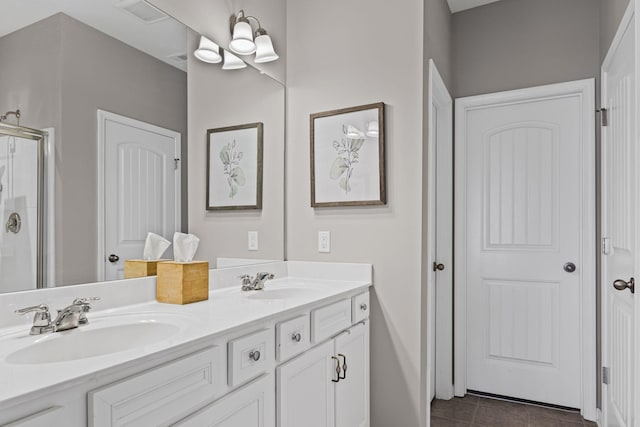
[240,272,275,291]
[15,297,100,335]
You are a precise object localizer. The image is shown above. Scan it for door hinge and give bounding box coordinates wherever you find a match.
[597,108,608,127]
[602,366,610,385]
[174,158,180,170]
[602,237,611,255]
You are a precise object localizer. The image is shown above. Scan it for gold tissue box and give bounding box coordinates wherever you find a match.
[124,259,171,279]
[156,261,209,305]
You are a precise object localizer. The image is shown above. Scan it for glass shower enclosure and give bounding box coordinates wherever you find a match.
[0,122,46,293]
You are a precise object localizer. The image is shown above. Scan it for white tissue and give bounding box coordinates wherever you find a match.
[173,232,200,263]
[142,232,171,260]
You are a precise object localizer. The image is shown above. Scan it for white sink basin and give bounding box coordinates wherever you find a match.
[5,314,188,364]
[246,287,323,300]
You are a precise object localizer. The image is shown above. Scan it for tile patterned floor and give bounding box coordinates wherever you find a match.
[431,395,598,427]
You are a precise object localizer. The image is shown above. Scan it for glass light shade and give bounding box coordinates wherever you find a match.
[346,125,364,139]
[254,34,279,63]
[366,121,379,138]
[194,36,222,63]
[229,20,256,55]
[222,50,247,70]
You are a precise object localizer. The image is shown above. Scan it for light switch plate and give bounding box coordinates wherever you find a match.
[248,231,259,251]
[318,231,331,253]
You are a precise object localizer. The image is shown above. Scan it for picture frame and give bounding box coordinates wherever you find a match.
[310,102,386,207]
[206,122,263,210]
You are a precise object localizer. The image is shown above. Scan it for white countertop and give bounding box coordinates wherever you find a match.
[0,275,370,408]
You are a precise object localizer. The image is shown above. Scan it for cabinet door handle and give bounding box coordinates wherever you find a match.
[338,353,347,380]
[291,332,302,342]
[360,303,368,311]
[249,350,261,361]
[331,356,341,382]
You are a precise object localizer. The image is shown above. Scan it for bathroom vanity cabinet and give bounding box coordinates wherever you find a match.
[0,285,371,427]
[278,323,369,427]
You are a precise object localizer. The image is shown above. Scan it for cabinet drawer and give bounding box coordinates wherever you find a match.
[276,315,310,362]
[228,329,272,387]
[175,374,275,427]
[89,346,223,427]
[352,292,370,323]
[311,299,352,344]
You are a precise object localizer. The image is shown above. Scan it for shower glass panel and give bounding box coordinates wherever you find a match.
[0,123,46,293]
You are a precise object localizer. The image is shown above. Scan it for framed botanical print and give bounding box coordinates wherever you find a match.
[310,102,386,207]
[206,122,263,210]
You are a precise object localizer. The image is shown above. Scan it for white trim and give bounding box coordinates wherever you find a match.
[633,2,640,423]
[96,110,181,281]
[43,127,55,287]
[426,59,454,406]
[454,79,597,420]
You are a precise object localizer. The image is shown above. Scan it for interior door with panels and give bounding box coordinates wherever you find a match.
[455,80,595,411]
[99,110,181,281]
[601,3,637,426]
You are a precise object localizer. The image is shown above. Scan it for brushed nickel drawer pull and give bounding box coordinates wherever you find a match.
[338,353,347,380]
[331,356,341,382]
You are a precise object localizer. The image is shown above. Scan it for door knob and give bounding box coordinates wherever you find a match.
[108,254,120,263]
[613,277,635,294]
[563,262,576,273]
[433,262,445,272]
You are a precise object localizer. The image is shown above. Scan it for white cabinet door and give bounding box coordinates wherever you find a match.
[277,340,335,427]
[89,347,223,427]
[335,323,369,427]
[4,407,65,427]
[175,375,275,427]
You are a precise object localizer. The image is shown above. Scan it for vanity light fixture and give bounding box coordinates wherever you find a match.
[194,36,222,63]
[345,125,365,139]
[229,10,279,63]
[222,50,247,70]
[366,121,379,138]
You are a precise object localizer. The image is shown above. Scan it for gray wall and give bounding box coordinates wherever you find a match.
[0,14,63,149]
[452,0,600,97]
[600,0,631,61]
[287,0,451,425]
[0,14,187,286]
[186,30,285,266]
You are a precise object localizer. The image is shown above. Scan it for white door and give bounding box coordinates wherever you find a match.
[601,3,637,426]
[455,80,596,411]
[98,111,181,281]
[277,340,335,427]
[427,60,454,402]
[175,375,275,427]
[335,323,369,427]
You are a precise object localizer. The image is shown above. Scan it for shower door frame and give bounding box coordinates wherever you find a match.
[0,122,47,289]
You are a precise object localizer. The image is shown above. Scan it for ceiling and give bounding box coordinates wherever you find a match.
[1,0,187,71]
[447,0,504,13]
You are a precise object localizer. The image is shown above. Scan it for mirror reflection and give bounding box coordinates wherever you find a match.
[0,0,285,293]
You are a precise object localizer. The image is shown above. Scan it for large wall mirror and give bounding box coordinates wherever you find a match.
[0,0,285,294]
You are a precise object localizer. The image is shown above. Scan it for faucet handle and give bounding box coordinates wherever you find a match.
[73,297,100,305]
[238,274,252,284]
[15,304,53,334]
[15,304,50,315]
